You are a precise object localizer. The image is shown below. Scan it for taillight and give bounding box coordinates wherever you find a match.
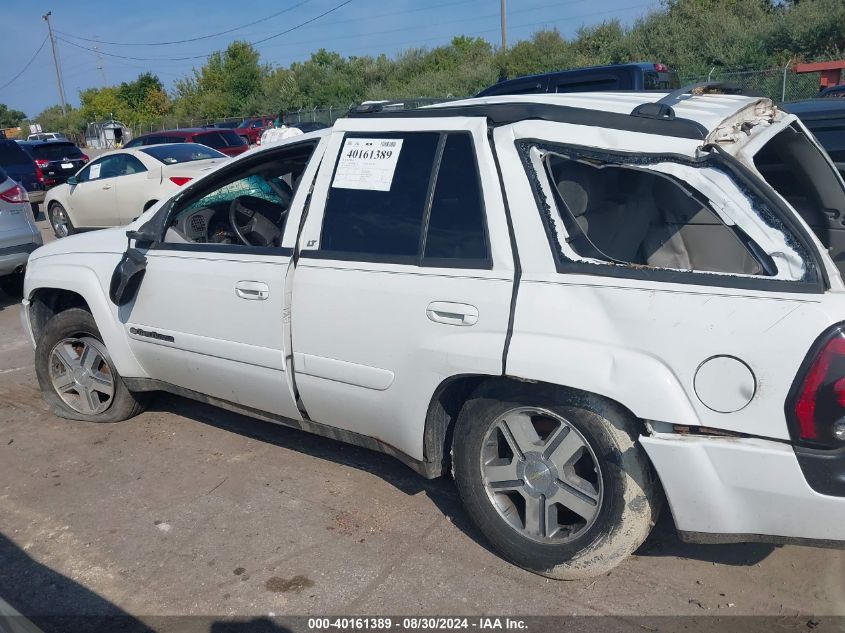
[80,153,89,162]
[35,166,44,183]
[654,63,669,72]
[0,184,29,203]
[788,324,845,447]
[169,176,192,186]
[35,159,49,168]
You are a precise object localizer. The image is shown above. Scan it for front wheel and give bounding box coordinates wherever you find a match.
[35,308,147,423]
[48,202,75,238]
[452,380,660,580]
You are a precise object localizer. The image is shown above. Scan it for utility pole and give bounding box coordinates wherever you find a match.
[93,41,108,86]
[43,11,67,116]
[500,0,507,50]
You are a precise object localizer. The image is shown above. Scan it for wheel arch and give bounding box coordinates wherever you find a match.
[25,265,147,379]
[422,374,651,478]
[142,199,158,212]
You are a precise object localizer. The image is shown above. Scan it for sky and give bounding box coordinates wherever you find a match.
[0,0,660,118]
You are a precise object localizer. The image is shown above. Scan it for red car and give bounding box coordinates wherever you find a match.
[234,116,273,146]
[123,128,248,157]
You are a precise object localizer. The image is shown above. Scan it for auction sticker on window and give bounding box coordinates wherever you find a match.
[332,138,403,192]
[89,163,101,179]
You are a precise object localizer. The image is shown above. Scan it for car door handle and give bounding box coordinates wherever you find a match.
[235,280,269,300]
[426,301,479,326]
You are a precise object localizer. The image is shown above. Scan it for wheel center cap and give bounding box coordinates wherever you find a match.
[518,452,557,497]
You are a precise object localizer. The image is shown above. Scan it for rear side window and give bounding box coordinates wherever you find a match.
[194,132,227,149]
[319,132,490,266]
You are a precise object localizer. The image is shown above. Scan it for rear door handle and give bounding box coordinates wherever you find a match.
[426,301,479,326]
[235,280,269,300]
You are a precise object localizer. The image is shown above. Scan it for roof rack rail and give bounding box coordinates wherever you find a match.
[631,81,744,120]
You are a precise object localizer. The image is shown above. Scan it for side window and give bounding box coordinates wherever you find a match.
[162,141,317,248]
[423,134,488,263]
[120,155,147,175]
[318,132,491,266]
[98,155,123,179]
[320,132,439,259]
[544,153,764,275]
[79,156,119,181]
[195,132,225,150]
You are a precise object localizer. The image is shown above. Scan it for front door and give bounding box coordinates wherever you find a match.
[289,118,515,461]
[67,155,121,227]
[124,139,325,419]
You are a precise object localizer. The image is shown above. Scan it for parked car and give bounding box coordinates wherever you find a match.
[782,98,845,179]
[234,116,274,145]
[477,62,681,97]
[44,143,227,238]
[0,165,42,296]
[26,132,69,142]
[18,140,89,189]
[123,128,248,157]
[0,139,45,209]
[22,89,845,579]
[818,85,845,98]
[292,121,328,133]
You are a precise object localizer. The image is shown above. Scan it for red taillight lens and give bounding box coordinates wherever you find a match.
[169,176,192,186]
[0,184,29,203]
[35,166,44,183]
[35,159,50,168]
[80,153,89,162]
[654,63,669,72]
[790,327,845,446]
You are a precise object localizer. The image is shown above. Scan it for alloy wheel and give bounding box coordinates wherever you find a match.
[48,336,115,415]
[51,206,69,237]
[480,407,603,543]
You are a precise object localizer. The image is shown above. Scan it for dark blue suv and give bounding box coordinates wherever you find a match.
[0,140,44,208]
[476,62,681,98]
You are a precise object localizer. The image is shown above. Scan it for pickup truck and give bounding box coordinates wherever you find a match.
[21,88,845,579]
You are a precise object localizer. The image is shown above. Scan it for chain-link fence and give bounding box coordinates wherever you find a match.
[681,65,823,103]
[110,68,830,146]
[125,97,450,140]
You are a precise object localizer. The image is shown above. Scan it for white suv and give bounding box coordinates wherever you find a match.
[20,88,845,579]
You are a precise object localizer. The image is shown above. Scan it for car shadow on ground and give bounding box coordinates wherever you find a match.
[155,395,776,569]
[0,531,154,633]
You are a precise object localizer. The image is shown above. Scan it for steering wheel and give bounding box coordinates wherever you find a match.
[228,195,286,247]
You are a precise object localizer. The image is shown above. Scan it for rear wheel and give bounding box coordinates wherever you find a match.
[452,380,660,580]
[48,202,75,238]
[35,308,147,423]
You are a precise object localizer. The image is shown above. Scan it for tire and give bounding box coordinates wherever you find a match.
[35,308,147,423]
[452,379,660,580]
[240,135,250,146]
[48,202,75,238]
[0,273,24,297]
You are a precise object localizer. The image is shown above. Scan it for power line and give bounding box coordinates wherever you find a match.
[0,36,48,91]
[56,0,312,47]
[54,0,353,62]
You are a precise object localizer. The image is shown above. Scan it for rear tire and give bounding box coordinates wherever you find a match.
[35,308,147,423]
[452,380,660,580]
[48,202,75,238]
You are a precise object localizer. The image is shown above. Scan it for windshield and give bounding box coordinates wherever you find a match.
[140,143,225,165]
[30,142,83,160]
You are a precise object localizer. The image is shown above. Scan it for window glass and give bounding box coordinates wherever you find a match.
[120,155,147,175]
[423,134,488,262]
[0,141,30,164]
[195,132,227,149]
[320,132,439,258]
[79,155,120,181]
[163,142,316,248]
[30,142,83,160]
[546,154,764,275]
[141,143,225,164]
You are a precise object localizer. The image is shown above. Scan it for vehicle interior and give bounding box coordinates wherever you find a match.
[164,143,315,248]
[545,154,767,275]
[754,123,845,277]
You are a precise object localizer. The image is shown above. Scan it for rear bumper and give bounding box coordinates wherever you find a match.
[0,240,41,276]
[641,434,845,543]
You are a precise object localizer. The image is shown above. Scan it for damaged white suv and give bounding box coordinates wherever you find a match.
[21,86,845,579]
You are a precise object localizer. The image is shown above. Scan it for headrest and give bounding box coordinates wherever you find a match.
[553,160,604,217]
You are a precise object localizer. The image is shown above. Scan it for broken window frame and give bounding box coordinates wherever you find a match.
[516,138,824,294]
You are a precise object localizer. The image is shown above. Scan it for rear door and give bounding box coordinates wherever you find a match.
[289,117,515,461]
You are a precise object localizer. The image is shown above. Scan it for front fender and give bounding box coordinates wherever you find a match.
[24,256,148,379]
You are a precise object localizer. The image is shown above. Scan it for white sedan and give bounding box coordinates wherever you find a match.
[44,143,227,238]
